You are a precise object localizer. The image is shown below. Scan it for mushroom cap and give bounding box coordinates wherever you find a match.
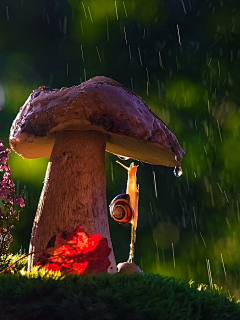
[9,76,184,167]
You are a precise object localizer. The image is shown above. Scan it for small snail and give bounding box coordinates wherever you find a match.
[110,161,139,263]
[109,193,133,224]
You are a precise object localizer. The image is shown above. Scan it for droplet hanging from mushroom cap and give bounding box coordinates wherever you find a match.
[174,154,183,177]
[174,166,183,177]
[117,155,130,160]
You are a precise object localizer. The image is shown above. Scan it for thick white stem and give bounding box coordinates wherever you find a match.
[28,130,117,273]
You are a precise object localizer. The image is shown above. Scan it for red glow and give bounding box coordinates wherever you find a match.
[37,226,111,274]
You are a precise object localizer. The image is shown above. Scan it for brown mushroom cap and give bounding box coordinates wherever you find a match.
[9,76,184,167]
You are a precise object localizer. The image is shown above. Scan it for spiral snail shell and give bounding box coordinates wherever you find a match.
[109,193,133,224]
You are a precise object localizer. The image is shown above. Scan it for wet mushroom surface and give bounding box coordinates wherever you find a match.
[9,76,184,273]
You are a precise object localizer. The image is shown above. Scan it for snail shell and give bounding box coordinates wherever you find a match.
[109,194,133,224]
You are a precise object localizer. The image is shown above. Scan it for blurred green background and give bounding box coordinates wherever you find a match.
[1,0,240,297]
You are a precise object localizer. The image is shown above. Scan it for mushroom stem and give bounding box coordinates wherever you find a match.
[28,130,117,273]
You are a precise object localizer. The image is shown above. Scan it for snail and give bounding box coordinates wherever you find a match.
[109,161,139,263]
[109,193,133,224]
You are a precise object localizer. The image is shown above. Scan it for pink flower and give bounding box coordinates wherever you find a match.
[0,140,4,152]
[14,197,25,208]
[1,139,25,255]
[0,149,11,165]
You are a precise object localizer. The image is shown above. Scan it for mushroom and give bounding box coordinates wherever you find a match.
[9,76,184,273]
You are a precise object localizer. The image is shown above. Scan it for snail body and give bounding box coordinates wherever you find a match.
[125,162,139,230]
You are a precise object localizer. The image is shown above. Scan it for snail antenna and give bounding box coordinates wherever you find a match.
[116,160,130,171]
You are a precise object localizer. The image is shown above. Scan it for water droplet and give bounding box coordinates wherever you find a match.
[174,166,183,177]
[117,155,130,161]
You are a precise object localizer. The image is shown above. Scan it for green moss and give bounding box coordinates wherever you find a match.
[0,253,28,272]
[0,270,239,320]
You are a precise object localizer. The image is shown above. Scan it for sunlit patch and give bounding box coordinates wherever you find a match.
[4,81,37,113]
[7,152,48,184]
[19,266,63,280]
[37,226,111,274]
